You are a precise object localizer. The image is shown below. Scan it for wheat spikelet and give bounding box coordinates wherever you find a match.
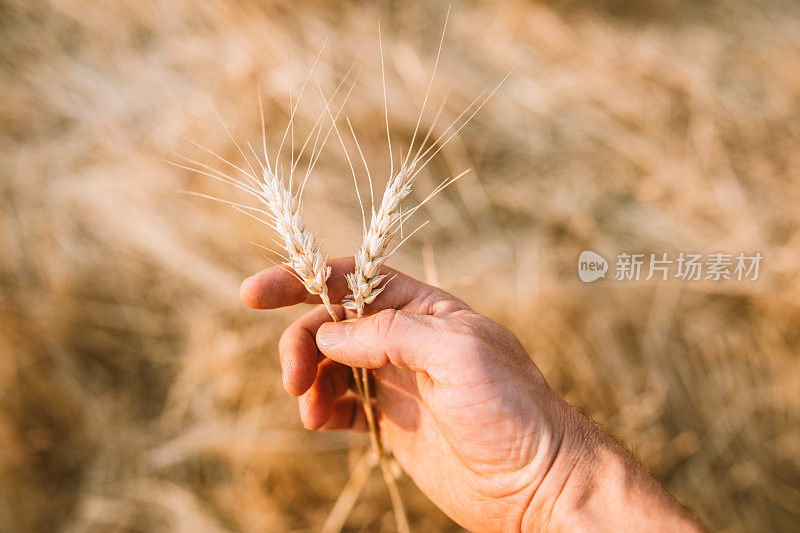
[343,164,413,317]
[256,165,336,315]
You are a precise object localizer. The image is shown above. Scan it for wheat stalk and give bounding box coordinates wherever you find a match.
[322,13,514,531]
[338,141,466,533]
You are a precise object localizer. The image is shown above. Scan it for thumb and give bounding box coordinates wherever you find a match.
[316,309,441,372]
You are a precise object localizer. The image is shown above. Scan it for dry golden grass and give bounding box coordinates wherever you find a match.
[1,0,800,531]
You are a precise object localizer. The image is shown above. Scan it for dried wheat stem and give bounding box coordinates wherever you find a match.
[322,450,378,533]
[332,19,457,532]
[311,51,409,532]
[380,455,409,533]
[342,142,466,533]
[341,163,421,533]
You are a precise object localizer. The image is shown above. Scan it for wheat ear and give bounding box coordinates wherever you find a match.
[170,49,357,323]
[255,163,336,314]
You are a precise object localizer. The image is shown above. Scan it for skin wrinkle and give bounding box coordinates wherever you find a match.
[414,369,437,400]
[434,383,502,410]
[520,420,569,533]
[465,485,522,518]
[427,392,544,480]
[452,437,540,469]
[507,427,540,472]
[432,298,470,315]
[527,412,611,531]
[462,469,541,527]
[454,426,531,462]
[440,358,552,472]
[541,448,577,533]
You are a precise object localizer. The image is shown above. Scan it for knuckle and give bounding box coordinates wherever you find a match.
[451,332,488,355]
[373,308,401,338]
[433,297,470,314]
[447,314,497,352]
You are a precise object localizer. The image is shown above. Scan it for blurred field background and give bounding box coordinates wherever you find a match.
[2,0,800,531]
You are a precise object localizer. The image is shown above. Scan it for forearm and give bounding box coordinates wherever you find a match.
[523,407,703,532]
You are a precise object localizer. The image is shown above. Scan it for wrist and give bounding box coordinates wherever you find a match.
[522,405,703,532]
[519,406,593,533]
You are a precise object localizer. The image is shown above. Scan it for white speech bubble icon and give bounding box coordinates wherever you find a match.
[578,250,608,282]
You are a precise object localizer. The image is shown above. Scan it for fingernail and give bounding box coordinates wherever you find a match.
[317,321,353,347]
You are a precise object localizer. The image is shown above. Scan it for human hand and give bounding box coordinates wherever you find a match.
[241,258,702,532]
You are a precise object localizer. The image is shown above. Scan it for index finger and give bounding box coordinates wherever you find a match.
[240,257,463,314]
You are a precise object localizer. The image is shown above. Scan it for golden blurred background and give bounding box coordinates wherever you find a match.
[2,0,799,531]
